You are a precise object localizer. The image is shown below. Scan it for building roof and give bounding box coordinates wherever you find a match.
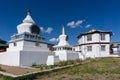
[111,42,120,44]
[0,39,7,44]
[110,42,120,48]
[77,29,112,38]
[0,39,8,47]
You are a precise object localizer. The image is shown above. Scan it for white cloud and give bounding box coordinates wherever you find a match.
[67,20,84,28]
[40,27,53,34]
[85,24,91,28]
[49,38,58,42]
[75,20,84,26]
[67,21,75,28]
[45,27,53,34]
[40,27,44,32]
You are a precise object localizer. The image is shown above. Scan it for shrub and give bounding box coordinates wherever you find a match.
[75,59,82,63]
[59,61,67,67]
[31,63,37,67]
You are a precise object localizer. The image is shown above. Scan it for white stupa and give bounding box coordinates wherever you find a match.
[0,10,59,66]
[57,25,70,46]
[7,9,49,52]
[17,10,36,34]
[53,25,79,61]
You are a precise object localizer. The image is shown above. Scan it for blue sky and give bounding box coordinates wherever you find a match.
[0,0,120,44]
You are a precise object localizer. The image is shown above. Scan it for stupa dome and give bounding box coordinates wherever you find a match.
[17,9,40,34]
[30,24,40,34]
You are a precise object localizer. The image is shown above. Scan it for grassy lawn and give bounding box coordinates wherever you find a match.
[34,57,120,80]
[0,57,120,80]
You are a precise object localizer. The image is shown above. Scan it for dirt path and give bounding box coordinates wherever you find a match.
[0,64,39,75]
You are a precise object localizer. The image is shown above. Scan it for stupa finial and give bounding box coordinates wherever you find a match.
[62,25,65,35]
[27,9,31,15]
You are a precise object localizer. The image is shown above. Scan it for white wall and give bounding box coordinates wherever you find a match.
[73,46,80,52]
[80,44,110,58]
[54,50,79,61]
[20,51,52,66]
[47,54,60,65]
[0,51,20,66]
[0,51,60,66]
[78,33,110,44]
[2,37,58,66]
[66,51,79,60]
[55,51,67,61]
[112,47,118,54]
[7,41,49,52]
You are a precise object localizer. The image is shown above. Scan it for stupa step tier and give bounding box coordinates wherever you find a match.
[9,32,45,43]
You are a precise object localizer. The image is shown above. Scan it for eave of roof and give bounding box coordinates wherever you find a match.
[0,39,7,44]
[77,30,112,39]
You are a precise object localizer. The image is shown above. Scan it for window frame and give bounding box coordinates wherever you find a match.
[87,35,92,41]
[100,34,105,41]
[13,42,17,46]
[101,45,106,51]
[87,46,92,52]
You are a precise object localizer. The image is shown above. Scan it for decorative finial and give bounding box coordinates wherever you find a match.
[62,24,65,35]
[89,27,97,32]
[27,9,31,15]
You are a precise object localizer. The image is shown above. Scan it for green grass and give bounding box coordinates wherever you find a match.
[1,57,120,80]
[34,57,120,80]
[31,59,83,70]
[63,57,120,75]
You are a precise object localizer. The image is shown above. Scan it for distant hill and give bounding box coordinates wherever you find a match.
[34,57,120,80]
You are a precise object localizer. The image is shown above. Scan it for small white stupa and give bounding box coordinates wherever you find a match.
[53,25,79,61]
[57,25,70,46]
[0,10,59,66]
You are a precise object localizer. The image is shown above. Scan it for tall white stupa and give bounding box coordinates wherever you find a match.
[0,10,59,66]
[53,25,79,61]
[7,9,49,52]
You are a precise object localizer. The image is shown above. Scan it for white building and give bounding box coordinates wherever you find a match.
[73,29,112,58]
[0,10,59,66]
[111,42,120,54]
[53,26,79,61]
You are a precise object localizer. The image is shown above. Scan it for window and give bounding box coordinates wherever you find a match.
[54,48,56,51]
[13,42,17,46]
[87,35,92,41]
[58,47,60,50]
[15,35,19,39]
[73,48,75,51]
[101,45,106,51]
[25,34,29,38]
[100,34,105,40]
[87,46,92,51]
[79,47,81,50]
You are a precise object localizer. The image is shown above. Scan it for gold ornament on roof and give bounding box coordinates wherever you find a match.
[89,28,97,32]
